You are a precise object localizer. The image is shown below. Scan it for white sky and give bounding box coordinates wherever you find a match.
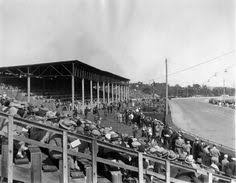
[1,0,235,87]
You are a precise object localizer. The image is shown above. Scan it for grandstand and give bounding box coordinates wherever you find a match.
[0,60,130,110]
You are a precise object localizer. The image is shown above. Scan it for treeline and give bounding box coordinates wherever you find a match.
[130,82,235,98]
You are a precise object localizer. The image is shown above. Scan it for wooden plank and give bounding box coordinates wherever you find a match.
[8,134,92,160]
[1,139,8,181]
[29,146,42,183]
[111,171,122,183]
[165,160,170,183]
[138,153,143,183]
[97,141,137,156]
[143,154,165,165]
[96,157,138,172]
[62,131,68,183]
[208,172,213,183]
[7,115,14,183]
[92,139,97,183]
[85,166,92,183]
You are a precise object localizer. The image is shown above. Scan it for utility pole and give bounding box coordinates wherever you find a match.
[165,59,168,123]
[152,80,155,100]
[186,87,188,97]
[223,78,226,103]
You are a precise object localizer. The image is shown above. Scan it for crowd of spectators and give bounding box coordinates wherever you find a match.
[0,92,235,182]
[209,98,235,110]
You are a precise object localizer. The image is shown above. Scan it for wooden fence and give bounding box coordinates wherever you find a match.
[0,112,235,183]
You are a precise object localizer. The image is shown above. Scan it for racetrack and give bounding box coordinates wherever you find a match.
[169,98,235,150]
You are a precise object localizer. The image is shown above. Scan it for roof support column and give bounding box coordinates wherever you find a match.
[97,81,99,106]
[27,67,31,103]
[120,85,123,102]
[115,84,118,103]
[107,82,110,104]
[119,85,121,102]
[127,83,130,100]
[111,83,114,103]
[123,85,125,101]
[71,64,75,110]
[126,85,128,100]
[102,82,105,104]
[90,80,93,106]
[82,78,85,114]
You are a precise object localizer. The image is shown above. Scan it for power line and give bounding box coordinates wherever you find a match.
[154,50,235,80]
[203,64,236,86]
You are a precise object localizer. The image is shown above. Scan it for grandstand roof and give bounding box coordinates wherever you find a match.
[0,60,129,83]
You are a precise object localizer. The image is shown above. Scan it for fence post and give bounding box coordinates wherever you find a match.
[208,172,213,183]
[29,146,42,183]
[165,160,170,183]
[62,131,68,183]
[92,139,97,183]
[7,115,14,183]
[85,166,92,183]
[138,152,143,183]
[1,138,8,182]
[111,171,122,183]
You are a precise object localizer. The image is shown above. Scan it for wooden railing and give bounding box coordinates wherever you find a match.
[0,112,235,183]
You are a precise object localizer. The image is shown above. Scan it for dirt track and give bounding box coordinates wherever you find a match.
[169,98,235,150]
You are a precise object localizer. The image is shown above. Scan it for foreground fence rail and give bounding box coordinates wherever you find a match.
[0,112,235,183]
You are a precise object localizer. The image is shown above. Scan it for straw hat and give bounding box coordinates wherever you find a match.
[231,157,236,161]
[168,150,177,161]
[9,106,18,115]
[132,141,141,148]
[91,129,101,137]
[185,155,195,164]
[59,119,77,130]
[9,102,23,109]
[46,111,57,119]
[110,132,119,141]
[89,124,97,131]
[33,108,39,112]
[105,133,111,140]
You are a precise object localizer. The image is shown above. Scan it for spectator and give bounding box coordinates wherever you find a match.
[84,106,89,119]
[210,144,220,163]
[192,138,200,160]
[221,154,229,172]
[227,158,236,177]
[175,136,184,155]
[210,157,220,173]
[132,122,139,138]
[183,140,192,155]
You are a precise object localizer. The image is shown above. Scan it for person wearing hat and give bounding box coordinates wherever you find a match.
[48,119,80,171]
[209,144,220,164]
[221,154,229,172]
[183,140,192,155]
[210,157,220,173]
[226,157,236,177]
[192,138,201,160]
[175,136,185,155]
[132,122,139,138]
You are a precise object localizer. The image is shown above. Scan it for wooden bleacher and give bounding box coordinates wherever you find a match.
[0,112,235,183]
